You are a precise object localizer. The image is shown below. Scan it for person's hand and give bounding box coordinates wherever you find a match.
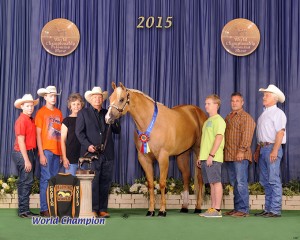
[254,146,260,163]
[88,145,96,153]
[24,160,32,172]
[40,154,48,166]
[63,159,70,169]
[270,149,278,163]
[206,156,213,167]
[196,160,201,169]
[236,151,245,161]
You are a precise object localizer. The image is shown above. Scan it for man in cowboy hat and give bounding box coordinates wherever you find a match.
[76,86,120,218]
[254,84,287,218]
[13,94,39,218]
[35,86,63,217]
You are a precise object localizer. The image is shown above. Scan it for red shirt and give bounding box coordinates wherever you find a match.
[14,113,37,151]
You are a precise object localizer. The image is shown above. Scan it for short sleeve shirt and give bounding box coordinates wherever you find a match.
[256,105,287,144]
[199,114,226,162]
[35,106,63,155]
[14,113,37,151]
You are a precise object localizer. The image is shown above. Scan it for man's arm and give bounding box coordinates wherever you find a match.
[75,110,95,153]
[17,135,32,172]
[237,115,256,161]
[270,129,285,163]
[36,127,47,166]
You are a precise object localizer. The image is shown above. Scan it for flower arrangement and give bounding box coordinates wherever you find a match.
[1,173,300,198]
[0,175,18,196]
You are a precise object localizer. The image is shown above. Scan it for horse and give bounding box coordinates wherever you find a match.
[105,82,207,217]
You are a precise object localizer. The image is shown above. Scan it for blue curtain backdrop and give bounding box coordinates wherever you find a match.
[0,0,299,184]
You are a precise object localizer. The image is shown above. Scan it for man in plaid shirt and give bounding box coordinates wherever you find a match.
[224,92,256,217]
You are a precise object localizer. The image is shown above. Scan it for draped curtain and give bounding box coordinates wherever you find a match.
[1,0,299,184]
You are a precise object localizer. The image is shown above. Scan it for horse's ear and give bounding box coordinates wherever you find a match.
[111,82,116,89]
[119,82,126,90]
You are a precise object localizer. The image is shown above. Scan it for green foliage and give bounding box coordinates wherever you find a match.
[1,174,300,197]
[248,182,265,195]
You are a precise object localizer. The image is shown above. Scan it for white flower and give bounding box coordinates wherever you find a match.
[111,187,121,194]
[130,183,141,193]
[154,189,157,195]
[171,183,175,187]
[2,183,8,189]
[155,183,160,190]
[139,185,148,194]
[0,189,4,194]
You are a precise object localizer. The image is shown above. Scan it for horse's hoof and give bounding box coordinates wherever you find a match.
[157,211,167,217]
[180,208,189,213]
[194,208,202,214]
[146,211,155,217]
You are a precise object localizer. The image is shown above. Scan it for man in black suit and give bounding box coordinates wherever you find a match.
[76,87,120,218]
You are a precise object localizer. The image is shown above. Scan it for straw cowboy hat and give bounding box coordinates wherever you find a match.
[84,87,108,104]
[14,94,39,109]
[37,86,61,97]
[259,84,285,103]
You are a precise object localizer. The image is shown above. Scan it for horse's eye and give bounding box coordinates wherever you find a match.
[120,98,124,103]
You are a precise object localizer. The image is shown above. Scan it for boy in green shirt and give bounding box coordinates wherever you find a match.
[197,94,226,217]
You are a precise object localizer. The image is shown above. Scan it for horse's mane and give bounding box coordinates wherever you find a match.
[128,88,164,106]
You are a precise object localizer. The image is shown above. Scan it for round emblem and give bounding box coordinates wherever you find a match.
[221,18,260,56]
[40,18,80,56]
[139,134,150,143]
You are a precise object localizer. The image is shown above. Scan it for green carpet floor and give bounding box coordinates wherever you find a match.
[0,209,299,240]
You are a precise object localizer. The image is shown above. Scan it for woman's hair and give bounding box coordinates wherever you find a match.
[67,93,85,109]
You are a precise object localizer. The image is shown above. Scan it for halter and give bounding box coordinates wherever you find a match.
[108,90,130,113]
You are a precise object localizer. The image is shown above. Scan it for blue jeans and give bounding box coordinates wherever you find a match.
[91,154,114,212]
[227,160,249,213]
[12,150,35,215]
[40,150,60,212]
[65,163,78,176]
[259,144,283,215]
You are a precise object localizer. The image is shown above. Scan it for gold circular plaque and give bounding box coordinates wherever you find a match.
[41,18,80,56]
[221,18,260,56]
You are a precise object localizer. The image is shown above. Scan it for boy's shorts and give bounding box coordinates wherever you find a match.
[200,160,222,184]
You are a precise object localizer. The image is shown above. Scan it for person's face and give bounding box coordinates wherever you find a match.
[44,94,57,105]
[263,92,276,107]
[70,100,82,114]
[91,94,103,108]
[231,95,244,112]
[21,102,34,116]
[205,98,218,114]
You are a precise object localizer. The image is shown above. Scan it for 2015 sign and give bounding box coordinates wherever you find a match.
[137,16,173,29]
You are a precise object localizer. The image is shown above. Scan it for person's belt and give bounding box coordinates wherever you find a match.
[258,142,273,147]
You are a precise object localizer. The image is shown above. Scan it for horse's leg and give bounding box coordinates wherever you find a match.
[157,151,169,217]
[176,150,191,212]
[137,152,155,216]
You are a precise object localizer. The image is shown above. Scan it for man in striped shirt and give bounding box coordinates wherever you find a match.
[224,92,256,217]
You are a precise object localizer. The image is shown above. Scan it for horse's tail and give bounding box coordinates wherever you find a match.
[191,106,207,204]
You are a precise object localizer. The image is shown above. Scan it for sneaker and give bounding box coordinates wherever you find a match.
[199,208,222,218]
[254,210,269,217]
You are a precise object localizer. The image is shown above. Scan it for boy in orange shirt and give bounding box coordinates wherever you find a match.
[35,86,62,217]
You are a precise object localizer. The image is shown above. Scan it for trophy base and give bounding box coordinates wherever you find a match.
[76,169,95,175]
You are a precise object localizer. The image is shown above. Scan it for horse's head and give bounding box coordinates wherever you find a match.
[105,82,130,124]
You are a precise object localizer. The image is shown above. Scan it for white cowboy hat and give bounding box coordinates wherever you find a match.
[84,87,108,104]
[259,84,285,103]
[37,86,61,97]
[14,94,39,109]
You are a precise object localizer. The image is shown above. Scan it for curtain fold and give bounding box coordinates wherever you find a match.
[0,0,299,184]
